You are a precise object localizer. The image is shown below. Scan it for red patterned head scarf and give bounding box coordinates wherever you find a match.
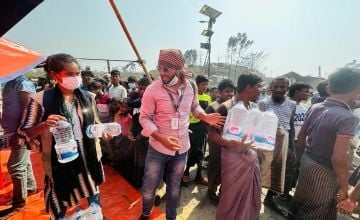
[158,49,185,70]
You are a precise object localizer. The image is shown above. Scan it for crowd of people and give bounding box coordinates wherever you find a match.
[0,49,360,220]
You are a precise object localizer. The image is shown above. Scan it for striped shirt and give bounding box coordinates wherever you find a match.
[258,97,296,130]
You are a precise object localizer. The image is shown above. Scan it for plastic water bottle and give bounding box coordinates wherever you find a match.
[87,202,103,220]
[222,101,248,140]
[247,108,262,137]
[68,203,102,220]
[252,109,278,151]
[50,120,79,163]
[69,207,86,220]
[222,113,231,138]
[86,123,122,138]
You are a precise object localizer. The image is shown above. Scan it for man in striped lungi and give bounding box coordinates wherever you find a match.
[289,67,360,219]
[258,77,296,216]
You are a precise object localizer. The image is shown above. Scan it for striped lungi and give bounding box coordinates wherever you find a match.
[259,128,288,193]
[289,153,338,220]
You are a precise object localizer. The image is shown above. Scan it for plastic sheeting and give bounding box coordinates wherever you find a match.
[0,149,165,220]
[0,38,46,83]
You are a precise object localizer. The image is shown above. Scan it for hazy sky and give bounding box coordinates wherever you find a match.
[5,0,360,77]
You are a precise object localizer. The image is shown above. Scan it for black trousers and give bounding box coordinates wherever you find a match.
[187,121,205,167]
[207,139,221,192]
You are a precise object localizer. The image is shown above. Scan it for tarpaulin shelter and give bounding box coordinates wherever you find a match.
[0,0,152,83]
[0,0,45,190]
[0,38,46,83]
[0,1,164,219]
[0,0,45,83]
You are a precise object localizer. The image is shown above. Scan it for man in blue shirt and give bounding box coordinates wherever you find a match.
[1,75,37,210]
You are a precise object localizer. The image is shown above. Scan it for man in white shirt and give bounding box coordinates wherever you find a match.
[288,82,312,140]
[282,82,311,213]
[108,70,127,100]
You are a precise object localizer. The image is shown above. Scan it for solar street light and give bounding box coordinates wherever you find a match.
[199,5,222,78]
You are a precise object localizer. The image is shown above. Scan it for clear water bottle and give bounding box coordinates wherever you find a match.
[67,202,103,220]
[50,120,79,163]
[69,207,86,220]
[222,113,231,138]
[86,123,122,138]
[247,108,262,137]
[222,101,248,141]
[252,109,278,151]
[87,202,103,220]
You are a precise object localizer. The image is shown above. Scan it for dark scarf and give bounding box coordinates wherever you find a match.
[43,86,104,200]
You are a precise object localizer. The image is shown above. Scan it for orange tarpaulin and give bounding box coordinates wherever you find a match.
[0,38,46,83]
[0,149,12,200]
[0,149,165,219]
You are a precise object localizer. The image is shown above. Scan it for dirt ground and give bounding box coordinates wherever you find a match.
[157,167,356,220]
[157,168,286,220]
[153,146,360,220]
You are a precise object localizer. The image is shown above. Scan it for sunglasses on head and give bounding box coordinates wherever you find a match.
[157,66,171,73]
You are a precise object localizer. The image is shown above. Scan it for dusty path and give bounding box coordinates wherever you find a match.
[157,169,286,220]
[157,169,355,220]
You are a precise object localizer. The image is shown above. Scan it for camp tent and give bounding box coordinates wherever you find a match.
[0,0,45,83]
[0,0,152,83]
[0,38,46,83]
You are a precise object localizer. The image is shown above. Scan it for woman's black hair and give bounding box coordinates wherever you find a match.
[44,53,79,74]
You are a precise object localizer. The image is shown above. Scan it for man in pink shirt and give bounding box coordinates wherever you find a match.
[139,49,224,220]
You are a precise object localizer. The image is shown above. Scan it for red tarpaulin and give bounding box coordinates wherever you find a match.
[0,38,46,83]
[0,150,165,219]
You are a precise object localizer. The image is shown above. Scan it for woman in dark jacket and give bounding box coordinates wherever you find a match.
[18,53,110,219]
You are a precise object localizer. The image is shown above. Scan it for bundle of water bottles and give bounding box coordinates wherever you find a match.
[59,202,103,220]
[222,101,278,151]
[51,121,121,163]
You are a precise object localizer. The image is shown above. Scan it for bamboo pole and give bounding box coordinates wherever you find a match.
[108,0,153,83]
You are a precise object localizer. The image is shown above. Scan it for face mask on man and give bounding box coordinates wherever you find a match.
[58,76,81,91]
[128,83,136,89]
[164,70,181,87]
[165,75,179,87]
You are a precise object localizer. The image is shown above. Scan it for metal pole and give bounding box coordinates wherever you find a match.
[208,40,211,78]
[207,19,213,78]
[106,60,111,74]
[108,0,153,83]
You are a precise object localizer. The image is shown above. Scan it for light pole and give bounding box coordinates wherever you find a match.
[199,5,221,79]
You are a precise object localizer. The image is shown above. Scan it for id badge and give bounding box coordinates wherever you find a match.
[171,117,179,129]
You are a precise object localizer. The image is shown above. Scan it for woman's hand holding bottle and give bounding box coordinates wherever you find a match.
[45,114,67,128]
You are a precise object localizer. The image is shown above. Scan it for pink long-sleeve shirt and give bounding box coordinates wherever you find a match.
[140,79,204,155]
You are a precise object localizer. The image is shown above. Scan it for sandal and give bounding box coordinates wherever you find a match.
[181,175,189,187]
[195,177,208,186]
